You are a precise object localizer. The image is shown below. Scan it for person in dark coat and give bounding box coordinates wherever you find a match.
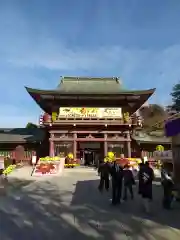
[98,159,110,192]
[123,164,135,200]
[161,168,174,209]
[140,161,154,212]
[109,159,123,205]
[138,163,144,195]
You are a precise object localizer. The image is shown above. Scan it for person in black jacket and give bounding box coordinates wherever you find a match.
[140,161,154,213]
[109,159,123,205]
[138,163,144,195]
[123,164,135,200]
[161,168,174,209]
[98,158,110,192]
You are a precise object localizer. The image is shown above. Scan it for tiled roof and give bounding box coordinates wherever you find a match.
[0,128,45,143]
[57,76,127,94]
[26,76,155,95]
[132,131,171,144]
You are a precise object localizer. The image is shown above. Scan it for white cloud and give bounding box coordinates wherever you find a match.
[0,41,180,127]
[0,4,180,127]
[4,40,180,100]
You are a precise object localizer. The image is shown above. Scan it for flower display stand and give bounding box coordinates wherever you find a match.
[32,157,63,176]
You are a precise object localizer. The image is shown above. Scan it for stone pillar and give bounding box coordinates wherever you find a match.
[126,131,131,158]
[104,133,107,157]
[73,133,77,161]
[49,140,54,157]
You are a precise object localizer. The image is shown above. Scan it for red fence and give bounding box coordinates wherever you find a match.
[0,150,36,161]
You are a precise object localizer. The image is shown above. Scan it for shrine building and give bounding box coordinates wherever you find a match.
[26,76,156,165]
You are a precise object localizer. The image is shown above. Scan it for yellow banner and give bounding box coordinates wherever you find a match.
[59,107,122,119]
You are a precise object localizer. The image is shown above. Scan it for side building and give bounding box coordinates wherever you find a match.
[0,128,46,164]
[165,112,180,188]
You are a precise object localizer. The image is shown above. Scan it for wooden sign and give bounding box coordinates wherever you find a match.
[15,145,25,162]
[32,156,37,165]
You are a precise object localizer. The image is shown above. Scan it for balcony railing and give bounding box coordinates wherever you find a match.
[39,113,143,127]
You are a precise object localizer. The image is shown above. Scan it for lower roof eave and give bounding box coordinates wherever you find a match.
[0,140,41,144]
[25,86,156,96]
[137,140,171,144]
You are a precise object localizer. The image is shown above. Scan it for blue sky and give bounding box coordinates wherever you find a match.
[0,0,180,127]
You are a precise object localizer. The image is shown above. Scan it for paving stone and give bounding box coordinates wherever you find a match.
[0,169,180,240]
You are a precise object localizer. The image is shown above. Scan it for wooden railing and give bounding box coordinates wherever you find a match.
[0,150,35,161]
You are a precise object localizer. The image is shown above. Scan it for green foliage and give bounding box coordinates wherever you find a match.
[26,122,38,129]
[171,82,180,111]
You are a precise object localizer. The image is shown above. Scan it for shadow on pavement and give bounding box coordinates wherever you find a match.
[0,177,180,240]
[71,179,180,239]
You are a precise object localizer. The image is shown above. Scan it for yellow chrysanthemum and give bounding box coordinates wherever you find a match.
[67,153,73,159]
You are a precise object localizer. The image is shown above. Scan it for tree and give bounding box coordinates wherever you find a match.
[26,122,38,129]
[139,104,167,130]
[171,82,180,111]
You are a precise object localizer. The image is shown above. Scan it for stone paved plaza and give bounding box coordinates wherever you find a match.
[0,168,180,240]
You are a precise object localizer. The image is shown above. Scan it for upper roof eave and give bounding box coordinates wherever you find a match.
[25,86,156,96]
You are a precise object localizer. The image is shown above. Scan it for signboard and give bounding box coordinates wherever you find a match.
[15,145,24,162]
[32,156,37,165]
[59,108,122,119]
[33,163,59,176]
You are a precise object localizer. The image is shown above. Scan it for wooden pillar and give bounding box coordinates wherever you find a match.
[49,140,54,157]
[104,133,107,157]
[126,131,131,158]
[73,133,77,161]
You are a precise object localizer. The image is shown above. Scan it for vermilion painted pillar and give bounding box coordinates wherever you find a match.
[104,133,107,157]
[49,140,54,157]
[126,131,131,158]
[73,133,77,162]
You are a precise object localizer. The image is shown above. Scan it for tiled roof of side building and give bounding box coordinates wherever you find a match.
[0,128,45,143]
[132,131,171,144]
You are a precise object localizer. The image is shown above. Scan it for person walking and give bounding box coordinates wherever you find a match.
[98,158,110,192]
[138,163,144,196]
[123,164,135,200]
[161,167,174,209]
[109,159,123,205]
[140,161,154,213]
